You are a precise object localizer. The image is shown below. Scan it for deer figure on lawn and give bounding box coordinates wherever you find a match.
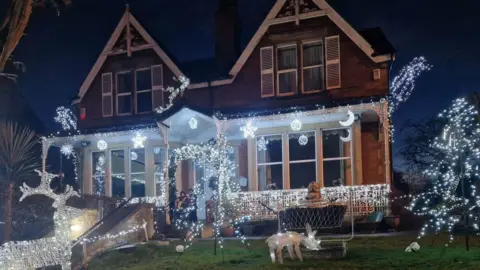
[266,223,319,264]
[0,170,83,270]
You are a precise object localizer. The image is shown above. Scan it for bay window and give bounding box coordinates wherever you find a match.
[322,129,352,187]
[256,134,283,190]
[289,131,316,189]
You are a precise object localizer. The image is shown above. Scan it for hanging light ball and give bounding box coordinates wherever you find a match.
[97,139,108,150]
[154,147,161,155]
[130,151,138,161]
[189,117,198,129]
[291,118,302,131]
[298,134,308,146]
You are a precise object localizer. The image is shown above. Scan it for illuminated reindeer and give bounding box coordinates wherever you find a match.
[0,170,83,270]
[266,223,319,264]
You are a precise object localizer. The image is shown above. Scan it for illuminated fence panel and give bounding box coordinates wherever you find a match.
[230,184,390,221]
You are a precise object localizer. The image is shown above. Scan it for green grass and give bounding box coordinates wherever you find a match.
[88,234,480,269]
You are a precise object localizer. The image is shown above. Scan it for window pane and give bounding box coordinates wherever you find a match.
[303,43,323,67]
[279,72,296,94]
[111,150,125,198]
[322,129,351,158]
[257,134,282,164]
[102,96,112,116]
[289,131,315,161]
[117,72,133,93]
[258,164,283,191]
[136,69,151,91]
[92,152,105,196]
[290,162,316,189]
[324,159,350,187]
[118,95,132,114]
[131,149,145,198]
[137,92,152,113]
[278,47,297,70]
[303,66,323,92]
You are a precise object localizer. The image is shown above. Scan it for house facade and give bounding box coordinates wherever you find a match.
[48,0,394,220]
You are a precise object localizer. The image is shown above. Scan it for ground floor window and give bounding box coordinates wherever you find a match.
[131,149,146,197]
[289,131,316,189]
[111,149,126,198]
[92,151,106,196]
[322,129,351,187]
[256,134,283,190]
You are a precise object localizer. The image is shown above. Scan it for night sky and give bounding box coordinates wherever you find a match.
[9,0,480,167]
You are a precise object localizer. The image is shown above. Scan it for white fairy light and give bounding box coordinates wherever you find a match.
[130,151,138,161]
[189,117,198,129]
[400,97,480,241]
[240,121,257,139]
[97,139,108,150]
[154,147,161,155]
[155,76,190,114]
[60,143,74,157]
[290,118,302,131]
[257,136,269,151]
[298,134,308,146]
[54,106,77,131]
[98,155,105,166]
[132,132,147,148]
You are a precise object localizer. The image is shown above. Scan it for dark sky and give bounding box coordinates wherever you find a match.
[10,0,480,165]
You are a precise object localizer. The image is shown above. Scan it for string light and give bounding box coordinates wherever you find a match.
[401,97,480,241]
[54,106,77,131]
[155,76,190,114]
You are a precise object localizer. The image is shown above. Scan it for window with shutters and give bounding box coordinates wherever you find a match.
[325,36,341,89]
[151,65,164,110]
[135,68,152,113]
[116,71,133,115]
[277,45,297,96]
[102,73,113,117]
[302,41,324,93]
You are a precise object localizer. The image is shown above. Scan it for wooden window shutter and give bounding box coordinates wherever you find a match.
[260,46,274,97]
[151,65,164,109]
[325,36,341,89]
[101,73,113,117]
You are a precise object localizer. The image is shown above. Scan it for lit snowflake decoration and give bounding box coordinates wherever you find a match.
[257,136,268,151]
[130,151,138,161]
[154,147,161,155]
[189,117,198,129]
[239,177,248,187]
[60,143,73,157]
[54,106,77,131]
[291,118,302,131]
[97,139,108,150]
[97,155,105,166]
[132,132,147,148]
[240,121,257,139]
[298,134,308,146]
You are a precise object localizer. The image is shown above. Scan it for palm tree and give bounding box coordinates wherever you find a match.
[0,121,38,242]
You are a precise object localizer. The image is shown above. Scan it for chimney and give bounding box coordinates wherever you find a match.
[215,0,241,75]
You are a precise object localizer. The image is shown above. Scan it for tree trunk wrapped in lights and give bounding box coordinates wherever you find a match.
[404,97,480,241]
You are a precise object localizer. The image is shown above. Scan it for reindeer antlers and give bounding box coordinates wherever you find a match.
[19,169,79,207]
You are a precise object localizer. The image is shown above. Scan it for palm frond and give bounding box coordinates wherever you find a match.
[0,121,39,183]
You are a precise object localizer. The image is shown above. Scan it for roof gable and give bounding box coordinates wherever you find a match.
[73,7,184,104]
[200,0,392,88]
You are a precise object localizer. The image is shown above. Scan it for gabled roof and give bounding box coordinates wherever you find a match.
[190,0,393,88]
[73,7,184,104]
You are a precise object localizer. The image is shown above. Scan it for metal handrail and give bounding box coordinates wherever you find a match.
[71,197,134,247]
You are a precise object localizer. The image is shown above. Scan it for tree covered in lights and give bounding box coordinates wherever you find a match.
[406,97,480,240]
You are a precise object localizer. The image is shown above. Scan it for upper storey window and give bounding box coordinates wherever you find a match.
[260,35,340,98]
[102,64,163,117]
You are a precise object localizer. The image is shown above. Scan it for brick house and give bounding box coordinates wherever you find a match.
[48,0,394,221]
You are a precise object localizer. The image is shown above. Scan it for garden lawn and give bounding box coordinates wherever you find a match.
[88,234,480,269]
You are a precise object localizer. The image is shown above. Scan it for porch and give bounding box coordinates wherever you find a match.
[47,101,391,220]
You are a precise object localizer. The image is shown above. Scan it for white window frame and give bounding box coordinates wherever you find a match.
[102,73,113,117]
[276,44,298,97]
[116,70,133,116]
[288,131,317,189]
[130,148,146,187]
[301,40,324,94]
[110,148,127,197]
[151,64,164,109]
[91,151,106,196]
[134,67,152,114]
[256,133,284,190]
[321,127,352,187]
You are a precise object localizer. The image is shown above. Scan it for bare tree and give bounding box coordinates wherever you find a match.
[0,121,38,242]
[0,0,71,74]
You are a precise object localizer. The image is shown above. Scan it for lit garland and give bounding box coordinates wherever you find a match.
[0,170,82,269]
[401,97,480,241]
[54,106,77,131]
[79,221,147,244]
[155,76,190,114]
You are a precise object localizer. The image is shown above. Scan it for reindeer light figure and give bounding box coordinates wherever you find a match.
[0,170,83,270]
[266,223,319,264]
